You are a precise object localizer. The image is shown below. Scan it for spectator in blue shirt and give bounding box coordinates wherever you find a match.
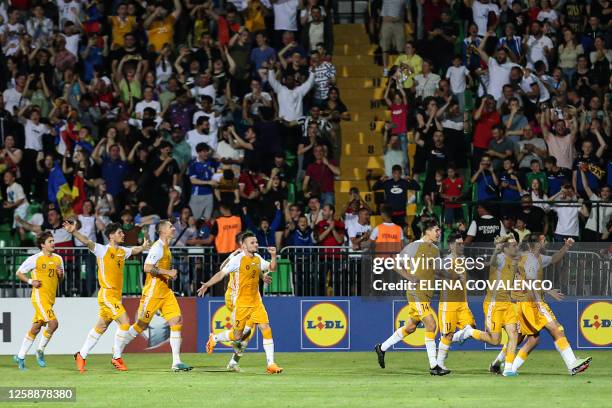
[462,23,482,71]
[287,215,316,246]
[242,201,283,251]
[188,143,218,220]
[471,155,499,201]
[499,158,524,202]
[250,32,276,74]
[92,142,127,196]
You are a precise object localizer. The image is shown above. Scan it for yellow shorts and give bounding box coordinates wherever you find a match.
[231,302,269,332]
[518,301,557,336]
[406,292,435,323]
[98,289,126,322]
[137,292,181,324]
[31,299,55,325]
[438,302,475,335]
[483,301,517,334]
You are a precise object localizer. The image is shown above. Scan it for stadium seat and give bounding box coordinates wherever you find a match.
[123,260,142,295]
[266,258,293,295]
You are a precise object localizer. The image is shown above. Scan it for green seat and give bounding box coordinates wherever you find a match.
[123,260,142,295]
[266,258,293,295]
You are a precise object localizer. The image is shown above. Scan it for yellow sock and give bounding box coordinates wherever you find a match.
[472,329,482,340]
[94,326,105,335]
[441,336,452,346]
[42,329,51,339]
[402,326,411,336]
[170,325,182,332]
[555,337,569,351]
[261,327,273,340]
[518,349,528,360]
[27,331,36,340]
[505,352,516,366]
[132,324,144,334]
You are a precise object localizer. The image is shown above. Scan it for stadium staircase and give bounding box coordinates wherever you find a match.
[334,24,417,235]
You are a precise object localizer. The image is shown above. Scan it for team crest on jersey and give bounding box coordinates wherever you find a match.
[301,301,350,349]
[42,264,46,269]
[579,301,612,347]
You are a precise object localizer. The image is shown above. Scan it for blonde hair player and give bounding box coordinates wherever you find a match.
[202,232,282,374]
[13,232,64,370]
[119,220,193,371]
[491,234,591,375]
[452,234,520,376]
[65,221,151,372]
[374,220,450,376]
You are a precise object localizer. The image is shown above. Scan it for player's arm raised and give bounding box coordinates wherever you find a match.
[550,238,574,264]
[63,220,95,251]
[130,237,152,255]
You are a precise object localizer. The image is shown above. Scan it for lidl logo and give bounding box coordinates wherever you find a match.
[211,304,234,347]
[302,301,349,348]
[394,303,438,348]
[580,302,612,347]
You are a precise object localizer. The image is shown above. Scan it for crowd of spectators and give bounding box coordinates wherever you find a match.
[375,0,611,243]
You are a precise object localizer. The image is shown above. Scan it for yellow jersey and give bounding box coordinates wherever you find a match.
[93,243,133,298]
[222,252,270,308]
[17,252,64,303]
[399,239,440,300]
[147,16,175,52]
[439,254,468,310]
[514,252,552,302]
[485,253,518,303]
[142,240,173,299]
[110,16,136,47]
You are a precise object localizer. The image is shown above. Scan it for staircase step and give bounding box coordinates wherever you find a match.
[335,77,381,89]
[342,142,383,156]
[334,180,371,193]
[339,65,384,77]
[335,43,379,57]
[341,120,385,134]
[340,167,384,181]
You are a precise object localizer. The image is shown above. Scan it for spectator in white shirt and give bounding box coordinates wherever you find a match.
[186,116,217,157]
[26,5,54,48]
[414,59,440,99]
[135,86,161,118]
[3,170,28,230]
[549,184,582,241]
[472,0,500,37]
[476,31,520,99]
[524,21,554,70]
[445,55,470,112]
[267,67,314,122]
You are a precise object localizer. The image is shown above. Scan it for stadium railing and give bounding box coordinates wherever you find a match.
[0,244,608,298]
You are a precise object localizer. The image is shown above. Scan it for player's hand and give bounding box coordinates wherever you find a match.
[197,283,208,297]
[262,272,272,285]
[267,246,276,257]
[168,269,178,280]
[547,289,564,301]
[62,220,77,233]
[142,237,151,250]
[31,280,42,288]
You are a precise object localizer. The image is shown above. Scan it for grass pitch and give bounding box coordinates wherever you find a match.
[1,351,609,407]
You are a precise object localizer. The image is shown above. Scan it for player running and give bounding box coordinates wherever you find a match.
[119,220,193,372]
[66,221,150,372]
[453,235,520,376]
[13,232,64,370]
[495,235,591,375]
[374,220,450,376]
[435,233,476,370]
[202,232,282,374]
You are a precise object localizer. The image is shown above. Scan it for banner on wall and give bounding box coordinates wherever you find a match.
[0,298,114,355]
[577,300,612,349]
[300,300,350,350]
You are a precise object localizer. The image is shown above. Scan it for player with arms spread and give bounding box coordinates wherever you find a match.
[374,220,450,376]
[202,232,282,374]
[500,234,591,375]
[13,232,64,370]
[120,220,193,372]
[66,221,150,372]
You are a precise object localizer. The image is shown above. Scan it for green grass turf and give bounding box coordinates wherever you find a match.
[0,351,609,408]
